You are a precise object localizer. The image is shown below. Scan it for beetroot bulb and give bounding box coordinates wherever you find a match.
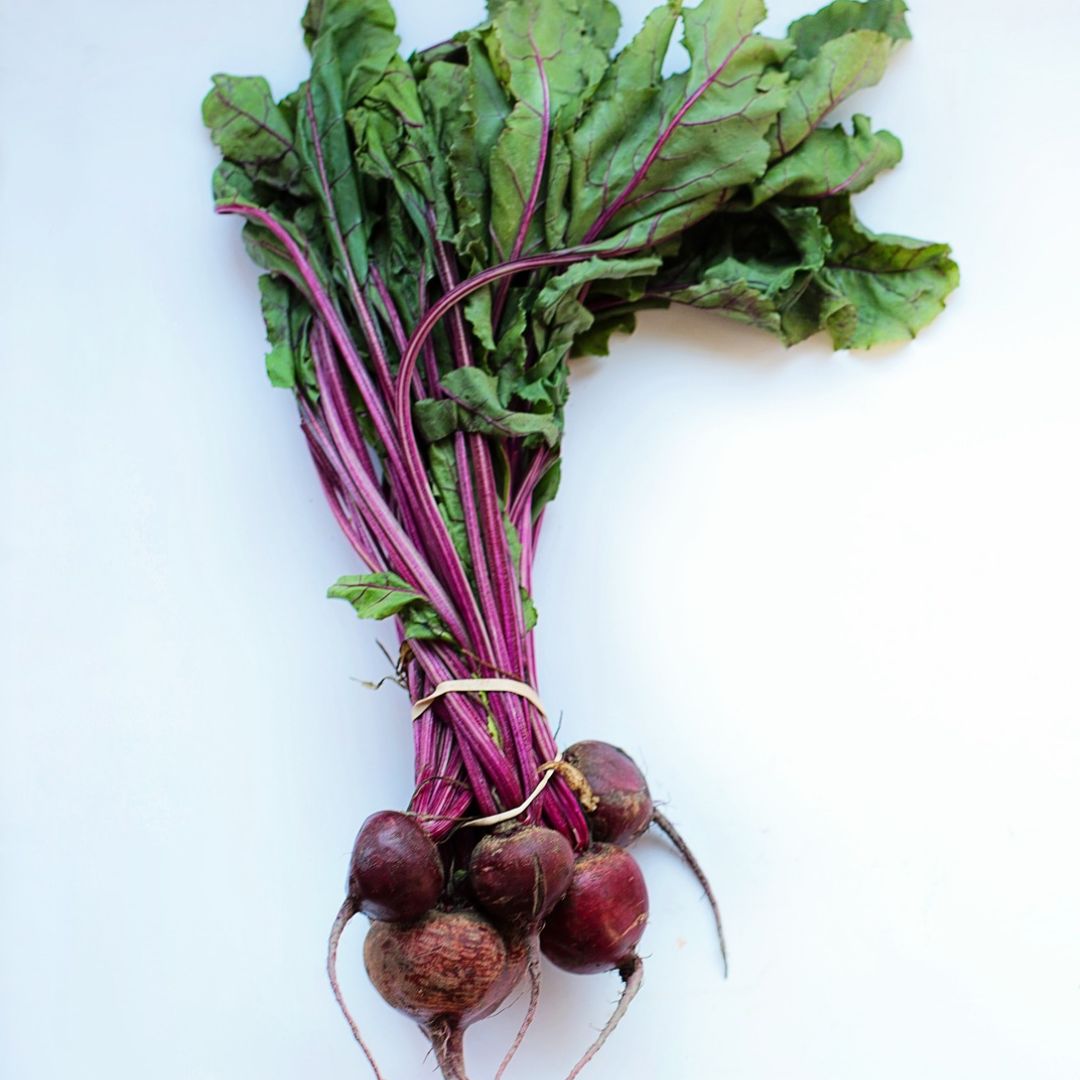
[565,740,728,972]
[467,823,576,1078]
[326,811,445,1077]
[365,909,529,1080]
[541,845,649,1078]
[468,823,575,927]
[349,810,445,921]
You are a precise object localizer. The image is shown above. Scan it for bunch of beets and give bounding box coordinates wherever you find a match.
[337,740,711,1077]
[203,0,955,1074]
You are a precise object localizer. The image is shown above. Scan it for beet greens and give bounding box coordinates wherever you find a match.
[204,0,956,1074]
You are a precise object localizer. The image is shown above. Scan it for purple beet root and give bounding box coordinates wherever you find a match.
[365,909,528,1079]
[540,844,648,975]
[349,810,444,922]
[564,741,729,973]
[365,909,521,1023]
[563,740,653,847]
[327,810,446,1076]
[469,824,575,928]
[540,844,649,1079]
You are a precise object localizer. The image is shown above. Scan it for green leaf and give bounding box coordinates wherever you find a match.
[630,202,834,343]
[568,0,790,248]
[296,2,401,285]
[236,211,334,304]
[814,196,960,349]
[753,115,902,205]
[772,0,910,155]
[521,588,539,632]
[329,571,427,618]
[414,367,562,446]
[328,572,454,641]
[532,254,662,368]
[564,2,680,245]
[787,0,910,58]
[258,275,318,398]
[530,457,562,520]
[302,0,401,103]
[485,0,611,259]
[350,55,441,239]
[428,438,474,573]
[202,75,309,198]
[439,42,511,269]
[579,0,622,51]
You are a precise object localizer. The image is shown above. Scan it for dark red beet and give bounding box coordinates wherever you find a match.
[365,909,528,1078]
[540,844,648,975]
[469,824,574,927]
[565,742,730,975]
[563,740,653,846]
[348,810,444,922]
[541,845,649,1079]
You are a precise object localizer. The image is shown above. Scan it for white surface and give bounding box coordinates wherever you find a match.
[2,1,1079,1077]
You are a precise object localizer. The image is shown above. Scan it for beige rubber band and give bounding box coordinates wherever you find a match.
[464,761,561,829]
[410,677,547,723]
[410,677,556,829]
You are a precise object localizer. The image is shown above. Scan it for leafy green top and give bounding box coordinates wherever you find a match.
[203,0,958,840]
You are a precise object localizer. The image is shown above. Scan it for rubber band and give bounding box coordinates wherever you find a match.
[464,761,561,829]
[410,677,547,723]
[409,678,556,829]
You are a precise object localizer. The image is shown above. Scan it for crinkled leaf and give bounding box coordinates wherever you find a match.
[203,75,309,197]
[236,211,334,303]
[572,308,641,357]
[772,0,909,155]
[753,114,902,204]
[350,55,443,238]
[302,0,401,103]
[564,2,681,245]
[414,367,562,446]
[485,0,611,260]
[787,0,910,58]
[655,205,828,336]
[420,44,511,345]
[568,0,790,248]
[296,3,401,283]
[814,196,959,349]
[532,254,662,369]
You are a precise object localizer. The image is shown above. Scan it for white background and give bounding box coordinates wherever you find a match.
[2,1,1079,1077]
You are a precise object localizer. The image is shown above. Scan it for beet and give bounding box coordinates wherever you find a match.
[469,824,574,927]
[540,844,648,1078]
[564,742,729,973]
[365,909,528,1079]
[540,844,648,975]
[348,810,444,922]
[563,740,653,846]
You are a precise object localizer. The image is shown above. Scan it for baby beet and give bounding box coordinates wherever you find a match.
[563,740,653,846]
[469,824,575,927]
[540,844,648,1079]
[540,843,648,975]
[564,741,729,973]
[327,809,445,1078]
[349,810,444,922]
